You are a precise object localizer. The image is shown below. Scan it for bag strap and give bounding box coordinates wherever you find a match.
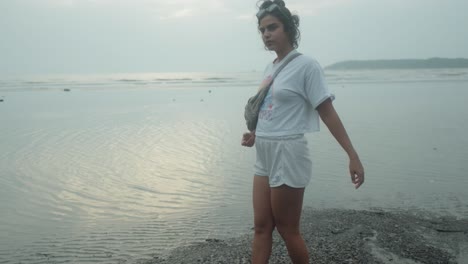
[259,52,301,95]
[270,52,302,80]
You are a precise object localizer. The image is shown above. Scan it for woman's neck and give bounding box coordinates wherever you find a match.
[274,46,294,64]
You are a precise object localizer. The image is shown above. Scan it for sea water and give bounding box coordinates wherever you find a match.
[1,69,467,263]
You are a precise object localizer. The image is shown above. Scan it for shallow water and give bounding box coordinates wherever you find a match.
[0,70,467,263]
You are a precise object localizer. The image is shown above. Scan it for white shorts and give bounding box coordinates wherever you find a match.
[254,134,312,188]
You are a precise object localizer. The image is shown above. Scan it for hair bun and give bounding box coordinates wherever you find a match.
[273,0,286,8]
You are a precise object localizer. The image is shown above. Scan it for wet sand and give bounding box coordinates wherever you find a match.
[139,208,468,264]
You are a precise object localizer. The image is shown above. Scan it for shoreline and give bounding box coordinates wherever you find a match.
[139,208,468,264]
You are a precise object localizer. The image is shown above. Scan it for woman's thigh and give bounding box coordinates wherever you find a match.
[270,185,305,233]
[253,175,275,230]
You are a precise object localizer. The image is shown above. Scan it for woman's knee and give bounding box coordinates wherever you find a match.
[275,224,300,239]
[254,221,275,235]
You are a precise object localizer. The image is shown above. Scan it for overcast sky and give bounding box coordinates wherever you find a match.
[1,0,467,76]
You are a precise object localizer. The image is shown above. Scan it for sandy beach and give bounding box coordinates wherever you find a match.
[141,208,468,264]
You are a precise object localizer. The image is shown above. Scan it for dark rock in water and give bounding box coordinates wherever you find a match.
[205,238,222,243]
[0,99,3,102]
[64,89,71,92]
[208,90,212,93]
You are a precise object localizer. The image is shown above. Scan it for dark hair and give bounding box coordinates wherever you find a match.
[257,0,301,49]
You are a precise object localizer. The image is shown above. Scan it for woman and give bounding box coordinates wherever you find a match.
[241,1,365,263]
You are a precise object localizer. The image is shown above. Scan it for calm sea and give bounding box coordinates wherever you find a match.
[1,69,468,263]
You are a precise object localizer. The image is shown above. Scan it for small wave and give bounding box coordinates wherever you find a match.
[117,79,144,82]
[155,78,192,81]
[193,80,228,84]
[437,72,468,77]
[202,77,236,81]
[23,81,48,84]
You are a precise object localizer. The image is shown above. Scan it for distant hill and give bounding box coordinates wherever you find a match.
[325,58,468,70]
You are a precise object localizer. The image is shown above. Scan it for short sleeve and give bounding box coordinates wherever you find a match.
[304,60,335,109]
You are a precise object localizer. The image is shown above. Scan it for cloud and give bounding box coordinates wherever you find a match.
[38,0,255,19]
[159,8,194,20]
[287,0,353,16]
[236,14,255,21]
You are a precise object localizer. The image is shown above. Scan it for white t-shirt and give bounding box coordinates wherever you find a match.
[256,50,335,137]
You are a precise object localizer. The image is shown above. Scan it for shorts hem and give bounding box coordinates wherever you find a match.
[270,182,309,188]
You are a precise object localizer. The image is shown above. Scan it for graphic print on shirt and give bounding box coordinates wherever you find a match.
[258,75,274,121]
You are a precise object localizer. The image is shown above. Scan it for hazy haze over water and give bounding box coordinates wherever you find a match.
[1,0,468,75]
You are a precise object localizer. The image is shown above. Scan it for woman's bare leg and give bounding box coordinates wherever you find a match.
[251,176,275,264]
[271,185,308,264]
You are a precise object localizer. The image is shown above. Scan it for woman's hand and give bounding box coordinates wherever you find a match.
[349,157,364,189]
[241,131,256,147]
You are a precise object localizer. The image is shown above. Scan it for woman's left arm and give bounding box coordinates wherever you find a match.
[317,98,365,189]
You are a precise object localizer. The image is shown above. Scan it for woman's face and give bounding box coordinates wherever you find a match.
[258,15,291,52]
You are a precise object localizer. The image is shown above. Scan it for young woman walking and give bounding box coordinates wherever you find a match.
[241,1,365,263]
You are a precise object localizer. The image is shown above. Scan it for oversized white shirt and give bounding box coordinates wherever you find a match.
[255,50,335,137]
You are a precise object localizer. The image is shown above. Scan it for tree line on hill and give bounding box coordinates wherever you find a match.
[325,58,468,70]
